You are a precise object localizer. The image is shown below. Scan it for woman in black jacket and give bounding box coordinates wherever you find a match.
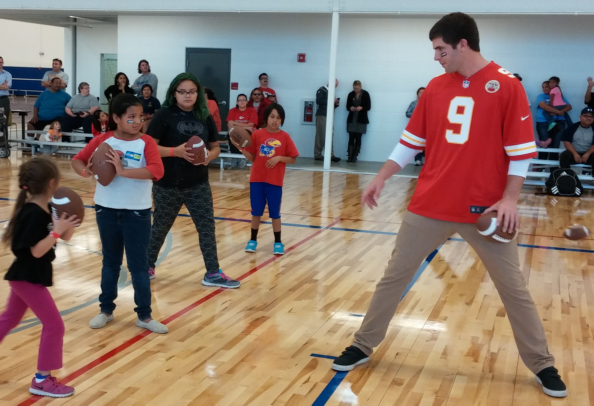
[346,80,371,163]
[103,72,135,103]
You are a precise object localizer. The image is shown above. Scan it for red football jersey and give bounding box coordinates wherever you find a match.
[402,62,536,223]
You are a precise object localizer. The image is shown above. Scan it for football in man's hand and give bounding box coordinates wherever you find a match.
[476,211,517,243]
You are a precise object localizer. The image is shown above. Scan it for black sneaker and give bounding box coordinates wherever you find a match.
[536,366,567,398]
[331,156,341,162]
[331,346,369,371]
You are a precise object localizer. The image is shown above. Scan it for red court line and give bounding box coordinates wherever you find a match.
[17,218,341,405]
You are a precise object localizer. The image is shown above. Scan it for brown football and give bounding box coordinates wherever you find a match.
[50,187,85,226]
[476,211,517,243]
[90,142,117,186]
[229,127,252,148]
[186,135,206,165]
[563,224,590,240]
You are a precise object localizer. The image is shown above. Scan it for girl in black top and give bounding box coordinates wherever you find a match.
[0,156,79,398]
[104,72,135,102]
[146,72,239,288]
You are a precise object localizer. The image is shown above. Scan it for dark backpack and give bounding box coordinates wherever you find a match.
[545,169,583,196]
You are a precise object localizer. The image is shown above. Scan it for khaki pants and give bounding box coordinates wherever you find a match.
[353,211,554,374]
[314,115,334,159]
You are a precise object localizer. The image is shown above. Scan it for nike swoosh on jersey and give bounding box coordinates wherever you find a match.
[521,115,530,121]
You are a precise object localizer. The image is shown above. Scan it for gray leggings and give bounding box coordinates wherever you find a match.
[148,182,220,274]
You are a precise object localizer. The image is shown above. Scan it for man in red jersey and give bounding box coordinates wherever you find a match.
[331,12,567,398]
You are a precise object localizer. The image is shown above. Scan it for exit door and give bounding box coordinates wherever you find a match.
[186,48,231,133]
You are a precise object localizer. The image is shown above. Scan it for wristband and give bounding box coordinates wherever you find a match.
[49,231,60,240]
[170,147,174,157]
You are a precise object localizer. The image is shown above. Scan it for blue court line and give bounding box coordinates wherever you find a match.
[8,231,173,334]
[310,245,443,406]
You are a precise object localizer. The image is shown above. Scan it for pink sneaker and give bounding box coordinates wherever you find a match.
[148,267,156,280]
[29,376,74,398]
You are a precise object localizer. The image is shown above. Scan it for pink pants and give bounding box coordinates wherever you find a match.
[0,281,64,371]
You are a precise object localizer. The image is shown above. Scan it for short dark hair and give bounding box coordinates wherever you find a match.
[542,80,549,86]
[549,76,560,84]
[263,103,285,126]
[138,59,150,74]
[204,87,218,104]
[235,93,248,108]
[108,93,143,131]
[513,73,522,81]
[141,84,153,94]
[0,56,3,61]
[78,82,89,92]
[50,77,61,83]
[53,58,63,65]
[429,12,480,52]
[259,73,268,80]
[417,87,426,95]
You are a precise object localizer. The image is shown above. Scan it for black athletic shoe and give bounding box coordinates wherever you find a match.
[331,156,341,162]
[331,346,370,371]
[536,366,567,398]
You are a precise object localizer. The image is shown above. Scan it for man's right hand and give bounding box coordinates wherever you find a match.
[361,177,385,209]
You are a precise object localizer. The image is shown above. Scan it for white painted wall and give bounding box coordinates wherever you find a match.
[75,23,118,99]
[117,14,594,161]
[0,19,64,67]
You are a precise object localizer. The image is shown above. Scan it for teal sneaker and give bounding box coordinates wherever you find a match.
[273,242,285,255]
[245,240,257,253]
[202,270,240,289]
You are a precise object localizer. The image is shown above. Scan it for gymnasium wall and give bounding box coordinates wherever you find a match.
[0,19,64,68]
[117,14,594,162]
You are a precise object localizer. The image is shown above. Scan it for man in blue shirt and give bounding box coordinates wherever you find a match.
[535,80,572,148]
[27,78,71,136]
[0,57,12,133]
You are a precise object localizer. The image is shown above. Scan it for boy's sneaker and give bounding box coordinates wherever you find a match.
[536,366,567,398]
[245,240,258,253]
[148,267,156,280]
[331,346,370,371]
[202,270,241,289]
[273,242,285,255]
[136,319,168,334]
[89,313,113,329]
[29,376,74,398]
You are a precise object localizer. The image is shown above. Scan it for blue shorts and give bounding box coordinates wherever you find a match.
[250,182,283,219]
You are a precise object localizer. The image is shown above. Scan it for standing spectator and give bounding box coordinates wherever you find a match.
[139,84,161,133]
[27,78,71,137]
[132,60,158,96]
[61,82,100,138]
[227,94,257,168]
[104,72,134,103]
[584,77,594,109]
[146,73,239,288]
[41,59,68,90]
[545,76,571,132]
[247,87,270,129]
[559,107,594,170]
[0,57,12,130]
[204,88,222,132]
[314,79,341,162]
[535,81,572,149]
[345,80,371,163]
[406,87,425,165]
[259,73,276,100]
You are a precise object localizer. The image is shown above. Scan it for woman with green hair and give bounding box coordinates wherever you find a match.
[146,73,240,288]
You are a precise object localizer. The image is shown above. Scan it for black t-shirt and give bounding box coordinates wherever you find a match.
[5,203,55,286]
[146,105,219,188]
[104,85,135,101]
[140,96,161,115]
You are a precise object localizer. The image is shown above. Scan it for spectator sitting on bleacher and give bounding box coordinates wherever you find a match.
[226,94,256,169]
[40,120,62,155]
[41,58,68,89]
[139,84,161,132]
[104,72,134,102]
[27,77,71,139]
[91,110,108,137]
[204,88,222,132]
[559,107,594,171]
[247,87,270,129]
[61,82,100,139]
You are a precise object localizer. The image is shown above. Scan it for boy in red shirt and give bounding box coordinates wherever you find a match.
[232,103,298,255]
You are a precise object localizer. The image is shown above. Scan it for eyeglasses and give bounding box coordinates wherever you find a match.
[176,90,198,96]
[237,99,248,102]
[253,93,263,96]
